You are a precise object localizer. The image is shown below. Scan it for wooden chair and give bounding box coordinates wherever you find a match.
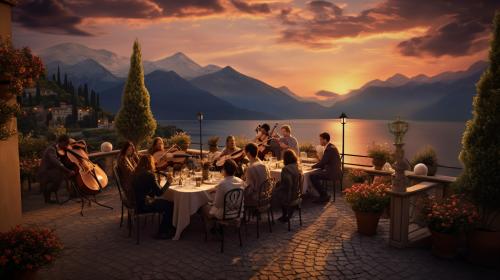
[206,188,244,253]
[283,173,304,231]
[113,165,158,244]
[321,179,341,202]
[245,179,274,238]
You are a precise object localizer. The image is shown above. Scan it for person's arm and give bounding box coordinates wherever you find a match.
[149,173,170,197]
[312,146,332,169]
[213,185,225,209]
[47,148,72,173]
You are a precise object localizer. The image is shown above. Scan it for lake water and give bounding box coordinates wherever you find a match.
[159,119,467,176]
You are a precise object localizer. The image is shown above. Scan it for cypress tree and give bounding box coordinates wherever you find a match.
[90,90,96,109]
[57,65,61,85]
[83,84,89,106]
[52,73,56,82]
[35,83,41,105]
[64,73,68,90]
[457,12,500,227]
[115,39,157,146]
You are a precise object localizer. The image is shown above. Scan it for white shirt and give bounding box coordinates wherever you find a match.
[209,176,244,219]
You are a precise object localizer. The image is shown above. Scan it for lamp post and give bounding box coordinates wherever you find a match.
[388,117,409,192]
[197,112,203,161]
[339,112,347,190]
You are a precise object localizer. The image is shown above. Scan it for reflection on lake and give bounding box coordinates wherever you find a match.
[160,119,466,176]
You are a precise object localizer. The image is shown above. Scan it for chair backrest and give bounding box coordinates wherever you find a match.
[113,164,125,202]
[257,178,274,207]
[287,172,304,203]
[222,188,244,221]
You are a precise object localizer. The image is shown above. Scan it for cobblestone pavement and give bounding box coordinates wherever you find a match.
[20,185,498,280]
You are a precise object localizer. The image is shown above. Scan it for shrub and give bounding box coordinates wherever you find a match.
[367,142,391,162]
[18,134,48,158]
[234,135,250,149]
[167,132,191,151]
[411,146,438,176]
[299,142,316,157]
[343,180,391,213]
[0,226,63,274]
[348,169,368,183]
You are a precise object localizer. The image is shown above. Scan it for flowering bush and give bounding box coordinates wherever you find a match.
[0,37,45,97]
[343,181,391,213]
[0,226,63,273]
[348,169,368,183]
[423,195,479,235]
[20,158,41,177]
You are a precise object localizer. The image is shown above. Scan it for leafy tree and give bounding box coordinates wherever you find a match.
[114,39,157,146]
[457,12,500,228]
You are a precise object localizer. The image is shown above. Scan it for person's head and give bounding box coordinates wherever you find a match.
[244,143,258,159]
[226,135,236,150]
[151,137,164,152]
[283,149,298,166]
[260,123,270,135]
[57,134,71,150]
[120,141,136,157]
[135,155,155,174]
[281,125,291,137]
[319,132,330,146]
[222,159,238,177]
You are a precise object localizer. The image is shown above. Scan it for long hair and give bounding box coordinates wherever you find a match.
[134,155,155,175]
[148,137,163,154]
[120,141,135,157]
[283,149,298,166]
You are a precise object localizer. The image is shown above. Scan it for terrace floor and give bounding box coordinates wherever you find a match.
[20,184,499,280]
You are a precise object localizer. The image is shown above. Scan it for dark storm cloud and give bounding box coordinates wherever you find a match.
[14,0,91,36]
[279,0,500,57]
[230,0,271,14]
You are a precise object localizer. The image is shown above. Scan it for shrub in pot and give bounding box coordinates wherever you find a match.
[343,177,391,236]
[455,12,500,266]
[167,132,191,151]
[367,143,391,170]
[423,195,478,258]
[411,146,438,176]
[0,226,63,279]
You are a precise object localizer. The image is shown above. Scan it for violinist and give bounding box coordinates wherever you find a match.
[219,136,241,158]
[149,137,169,170]
[255,123,271,160]
[214,136,246,176]
[116,141,139,203]
[37,135,75,203]
[278,125,299,158]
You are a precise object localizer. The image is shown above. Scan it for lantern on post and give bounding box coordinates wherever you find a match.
[388,117,409,192]
[197,112,204,161]
[338,112,347,190]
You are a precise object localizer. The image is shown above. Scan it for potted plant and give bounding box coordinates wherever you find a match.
[423,195,478,258]
[343,179,391,236]
[299,142,316,158]
[348,168,368,184]
[411,146,438,176]
[454,12,500,266]
[207,136,219,153]
[0,226,63,279]
[167,132,191,151]
[367,143,391,170]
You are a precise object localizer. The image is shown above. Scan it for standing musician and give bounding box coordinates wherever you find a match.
[37,135,75,203]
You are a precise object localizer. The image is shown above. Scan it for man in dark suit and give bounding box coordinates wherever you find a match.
[310,132,342,203]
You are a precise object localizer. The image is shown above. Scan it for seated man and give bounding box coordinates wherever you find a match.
[37,134,75,203]
[201,159,244,232]
[243,143,270,206]
[278,125,300,158]
[310,132,342,203]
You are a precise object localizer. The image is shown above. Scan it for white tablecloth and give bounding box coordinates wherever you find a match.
[161,182,217,240]
[270,166,319,196]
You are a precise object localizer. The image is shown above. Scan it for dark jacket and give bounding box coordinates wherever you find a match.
[274,163,302,205]
[132,171,170,212]
[312,143,342,180]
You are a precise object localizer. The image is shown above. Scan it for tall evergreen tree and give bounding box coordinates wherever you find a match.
[90,90,96,109]
[63,73,68,90]
[28,91,33,106]
[57,65,61,85]
[71,91,78,124]
[52,73,56,82]
[83,84,89,106]
[458,12,500,227]
[96,93,100,109]
[115,40,157,146]
[35,82,41,105]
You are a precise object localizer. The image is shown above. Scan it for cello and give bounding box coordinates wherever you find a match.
[58,140,109,196]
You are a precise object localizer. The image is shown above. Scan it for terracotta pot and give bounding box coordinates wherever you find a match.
[427,165,438,176]
[354,211,381,236]
[9,270,38,280]
[372,158,385,170]
[430,230,460,258]
[467,229,500,266]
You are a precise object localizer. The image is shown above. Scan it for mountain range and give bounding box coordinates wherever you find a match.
[37,42,487,121]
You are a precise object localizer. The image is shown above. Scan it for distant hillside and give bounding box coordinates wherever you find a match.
[100,70,272,120]
[191,67,330,119]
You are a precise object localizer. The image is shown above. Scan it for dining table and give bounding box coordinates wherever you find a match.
[159,175,220,240]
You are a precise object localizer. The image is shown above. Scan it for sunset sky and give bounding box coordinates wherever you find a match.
[11,0,496,96]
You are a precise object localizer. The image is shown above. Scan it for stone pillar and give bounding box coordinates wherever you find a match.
[0,0,22,232]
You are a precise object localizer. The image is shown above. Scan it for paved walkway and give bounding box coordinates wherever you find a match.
[20,185,498,280]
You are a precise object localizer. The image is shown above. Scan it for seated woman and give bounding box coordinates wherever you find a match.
[149,137,169,171]
[116,141,139,204]
[131,155,175,239]
[273,149,302,222]
[201,159,244,232]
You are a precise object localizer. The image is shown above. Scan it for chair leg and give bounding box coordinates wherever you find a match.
[127,211,132,237]
[299,207,302,226]
[220,225,225,253]
[238,226,242,247]
[136,215,140,245]
[120,203,124,228]
[267,210,272,233]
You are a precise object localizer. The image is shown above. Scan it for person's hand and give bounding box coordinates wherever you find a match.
[166,174,174,184]
[279,142,287,149]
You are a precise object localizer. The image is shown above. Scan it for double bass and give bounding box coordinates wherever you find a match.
[58,140,108,196]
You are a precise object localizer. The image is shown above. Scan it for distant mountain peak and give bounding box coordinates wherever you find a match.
[386,73,410,84]
[220,66,239,74]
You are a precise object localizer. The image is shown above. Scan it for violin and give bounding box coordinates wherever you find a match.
[153,144,190,169]
[215,149,245,167]
[58,140,108,196]
[255,123,279,150]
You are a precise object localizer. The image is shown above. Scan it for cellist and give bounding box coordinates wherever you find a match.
[37,135,75,203]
